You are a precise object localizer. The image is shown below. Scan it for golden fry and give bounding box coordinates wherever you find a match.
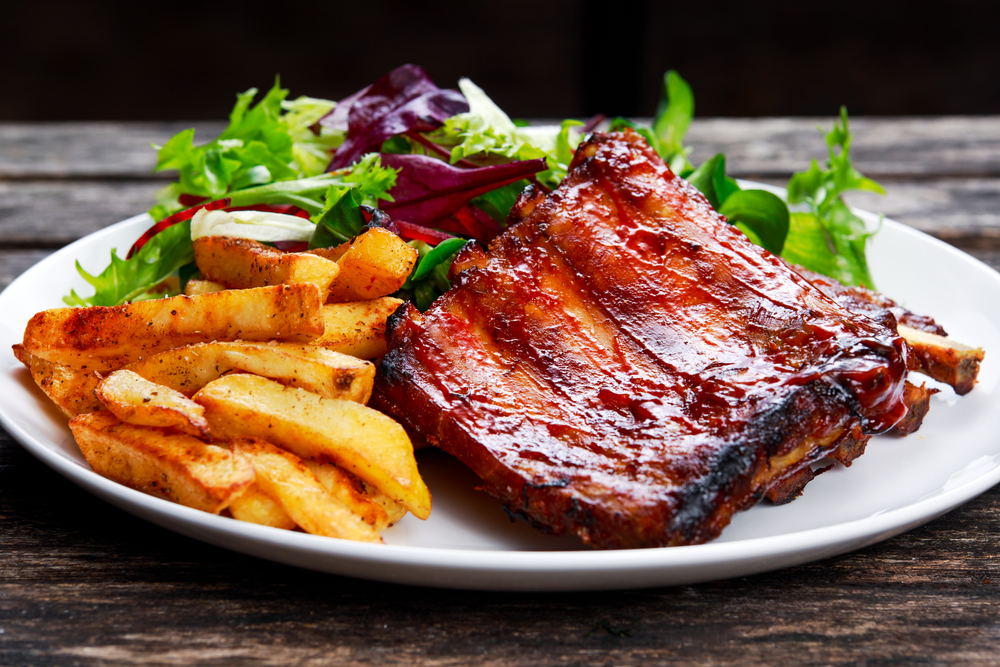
[313,298,403,359]
[22,283,325,370]
[227,482,297,530]
[194,374,431,519]
[69,411,254,513]
[193,236,341,297]
[12,343,103,417]
[183,279,227,296]
[124,341,374,402]
[231,437,381,542]
[323,228,418,302]
[95,369,210,438]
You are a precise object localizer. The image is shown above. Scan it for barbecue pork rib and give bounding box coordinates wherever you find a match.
[374,130,908,549]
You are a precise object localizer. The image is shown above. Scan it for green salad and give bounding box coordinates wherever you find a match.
[66,65,885,311]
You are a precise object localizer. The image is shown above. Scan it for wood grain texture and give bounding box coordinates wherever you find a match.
[1,120,999,666]
[1,428,999,667]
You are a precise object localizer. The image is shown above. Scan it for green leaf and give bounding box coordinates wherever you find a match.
[652,70,694,159]
[471,179,529,223]
[342,153,398,203]
[65,221,194,307]
[409,237,467,282]
[719,189,790,255]
[787,159,824,203]
[686,154,739,209]
[781,210,875,288]
[781,107,883,287]
[308,186,366,249]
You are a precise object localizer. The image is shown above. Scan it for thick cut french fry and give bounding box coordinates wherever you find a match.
[193,236,341,297]
[231,437,381,542]
[227,482,296,529]
[302,460,391,530]
[184,279,227,296]
[124,341,374,402]
[194,374,431,519]
[308,244,350,263]
[69,411,254,513]
[313,298,403,359]
[323,228,418,302]
[95,369,210,438]
[22,283,325,370]
[12,344,103,417]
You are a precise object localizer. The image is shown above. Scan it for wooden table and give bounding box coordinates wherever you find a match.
[2,119,999,665]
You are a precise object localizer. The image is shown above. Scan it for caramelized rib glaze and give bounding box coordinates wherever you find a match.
[374,130,908,548]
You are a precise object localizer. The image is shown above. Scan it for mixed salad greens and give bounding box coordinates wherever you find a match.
[66,64,884,311]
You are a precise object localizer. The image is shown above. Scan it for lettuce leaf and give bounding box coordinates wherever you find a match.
[65,220,194,307]
[428,79,582,188]
[149,81,341,222]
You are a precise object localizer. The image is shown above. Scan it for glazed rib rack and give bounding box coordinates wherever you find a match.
[375,130,911,549]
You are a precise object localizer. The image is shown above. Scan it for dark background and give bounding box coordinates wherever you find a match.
[4,0,1000,121]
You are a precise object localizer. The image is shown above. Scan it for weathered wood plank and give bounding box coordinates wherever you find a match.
[688,116,1000,178]
[0,181,152,246]
[3,118,1000,180]
[0,250,51,291]
[0,428,998,666]
[0,122,222,180]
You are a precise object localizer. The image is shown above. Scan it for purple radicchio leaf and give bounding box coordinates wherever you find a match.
[324,64,468,171]
[314,84,371,134]
[377,153,548,231]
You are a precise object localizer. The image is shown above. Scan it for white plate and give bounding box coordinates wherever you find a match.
[2,211,999,591]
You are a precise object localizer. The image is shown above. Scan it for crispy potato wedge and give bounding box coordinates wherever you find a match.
[12,343,103,417]
[124,341,374,402]
[193,236,341,297]
[303,460,406,530]
[22,283,325,371]
[95,369,210,438]
[313,298,403,359]
[195,374,431,519]
[308,244,350,264]
[69,411,254,513]
[227,482,296,529]
[323,228,418,302]
[302,460,392,530]
[231,437,381,542]
[184,279,227,296]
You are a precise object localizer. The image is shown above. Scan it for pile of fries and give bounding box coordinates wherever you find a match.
[14,226,431,543]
